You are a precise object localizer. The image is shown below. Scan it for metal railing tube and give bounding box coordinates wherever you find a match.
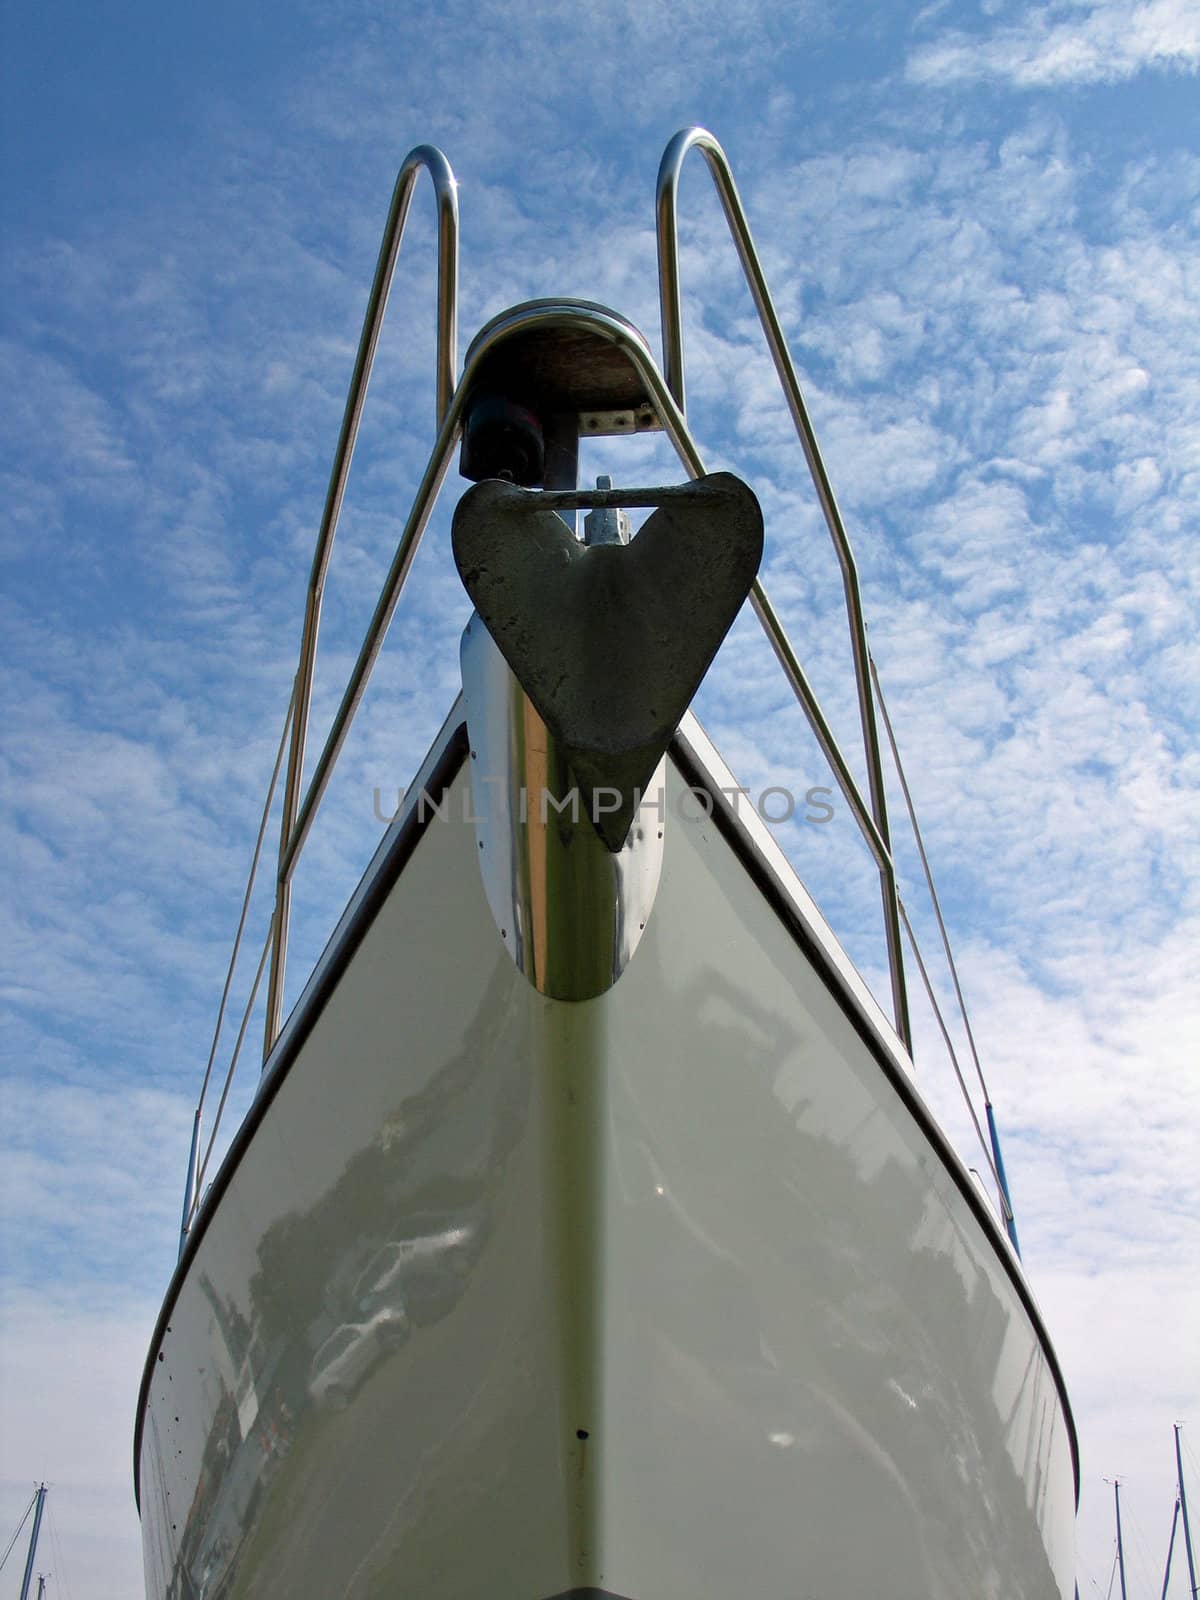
[748,583,892,872]
[462,303,896,881]
[656,126,911,1051]
[279,387,470,883]
[264,146,459,1057]
[263,297,904,1073]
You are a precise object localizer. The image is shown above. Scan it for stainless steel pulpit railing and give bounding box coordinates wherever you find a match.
[178,129,1030,1259]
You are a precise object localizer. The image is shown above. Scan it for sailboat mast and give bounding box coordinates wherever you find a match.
[1114,1478,1129,1600]
[18,1483,47,1600]
[1163,1497,1182,1600]
[1176,1423,1198,1598]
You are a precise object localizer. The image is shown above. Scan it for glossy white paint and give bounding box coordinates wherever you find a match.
[593,754,1074,1597]
[138,725,1075,1599]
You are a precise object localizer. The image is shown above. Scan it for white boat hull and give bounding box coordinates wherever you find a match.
[137,715,1076,1598]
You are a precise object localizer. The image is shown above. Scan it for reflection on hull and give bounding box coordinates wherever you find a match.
[137,735,1075,1600]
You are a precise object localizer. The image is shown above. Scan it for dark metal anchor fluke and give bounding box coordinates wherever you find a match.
[452,472,763,849]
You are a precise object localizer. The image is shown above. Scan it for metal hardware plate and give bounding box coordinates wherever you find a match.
[452,472,763,851]
[578,405,660,436]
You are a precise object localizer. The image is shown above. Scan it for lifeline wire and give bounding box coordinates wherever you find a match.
[196,685,296,1118]
[0,1488,37,1573]
[897,895,1008,1213]
[869,652,993,1106]
[192,923,274,1210]
[184,688,295,1235]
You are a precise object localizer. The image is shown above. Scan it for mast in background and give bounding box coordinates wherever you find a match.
[1163,1497,1182,1599]
[18,1483,47,1600]
[1106,1478,1129,1600]
[1176,1423,1198,1599]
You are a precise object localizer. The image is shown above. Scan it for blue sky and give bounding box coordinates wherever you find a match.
[2,0,1198,1593]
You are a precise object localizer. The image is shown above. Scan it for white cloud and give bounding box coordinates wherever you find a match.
[909,0,1200,88]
